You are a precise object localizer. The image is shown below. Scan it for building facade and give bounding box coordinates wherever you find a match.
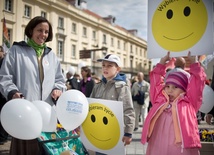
[0,0,151,79]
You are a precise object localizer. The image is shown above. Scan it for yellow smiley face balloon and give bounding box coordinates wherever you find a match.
[152,0,208,51]
[81,103,120,150]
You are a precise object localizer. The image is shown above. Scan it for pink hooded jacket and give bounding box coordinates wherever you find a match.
[141,62,206,149]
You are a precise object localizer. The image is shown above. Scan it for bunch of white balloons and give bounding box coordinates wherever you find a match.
[0,90,89,140]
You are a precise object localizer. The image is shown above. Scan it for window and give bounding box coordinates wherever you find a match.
[92,30,96,40]
[144,50,146,58]
[140,49,142,56]
[117,40,120,49]
[111,38,114,47]
[71,44,76,57]
[142,48,145,57]
[103,34,106,44]
[7,29,11,41]
[83,27,87,37]
[144,60,147,67]
[130,58,133,69]
[130,45,133,53]
[72,23,76,33]
[123,58,126,67]
[91,52,95,60]
[5,0,12,12]
[24,5,31,18]
[58,17,64,29]
[57,41,64,59]
[102,51,107,58]
[41,11,46,18]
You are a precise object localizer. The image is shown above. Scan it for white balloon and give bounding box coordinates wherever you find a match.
[78,62,86,69]
[200,85,214,113]
[56,90,89,131]
[0,99,42,140]
[68,66,76,75]
[32,100,57,132]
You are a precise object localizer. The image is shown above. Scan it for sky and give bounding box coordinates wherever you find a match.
[86,0,160,65]
[86,0,148,41]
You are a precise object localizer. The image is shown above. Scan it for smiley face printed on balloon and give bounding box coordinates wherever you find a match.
[81,103,120,150]
[152,0,208,51]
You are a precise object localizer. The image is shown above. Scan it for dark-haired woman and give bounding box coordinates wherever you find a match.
[0,16,66,155]
[79,66,95,97]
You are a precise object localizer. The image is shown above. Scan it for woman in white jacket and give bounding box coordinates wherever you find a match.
[0,16,66,155]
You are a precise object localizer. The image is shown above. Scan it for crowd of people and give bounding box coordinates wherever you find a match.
[0,16,214,155]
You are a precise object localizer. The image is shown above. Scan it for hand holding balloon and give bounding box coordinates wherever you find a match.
[51,89,62,100]
[12,92,24,99]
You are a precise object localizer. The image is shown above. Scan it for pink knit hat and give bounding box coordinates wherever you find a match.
[165,71,189,91]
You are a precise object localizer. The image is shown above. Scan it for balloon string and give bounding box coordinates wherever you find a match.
[65,130,70,150]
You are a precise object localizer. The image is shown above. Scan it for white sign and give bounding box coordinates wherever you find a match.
[148,0,213,58]
[80,98,125,155]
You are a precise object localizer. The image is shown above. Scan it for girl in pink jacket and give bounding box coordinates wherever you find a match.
[141,52,206,155]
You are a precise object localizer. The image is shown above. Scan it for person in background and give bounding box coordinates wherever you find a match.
[66,66,79,90]
[79,66,95,97]
[74,73,81,89]
[165,56,190,80]
[0,45,8,145]
[92,75,101,84]
[174,57,186,69]
[206,108,214,125]
[141,52,206,155]
[131,72,150,131]
[74,73,81,83]
[90,54,135,155]
[166,68,172,72]
[130,75,138,88]
[0,16,66,155]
